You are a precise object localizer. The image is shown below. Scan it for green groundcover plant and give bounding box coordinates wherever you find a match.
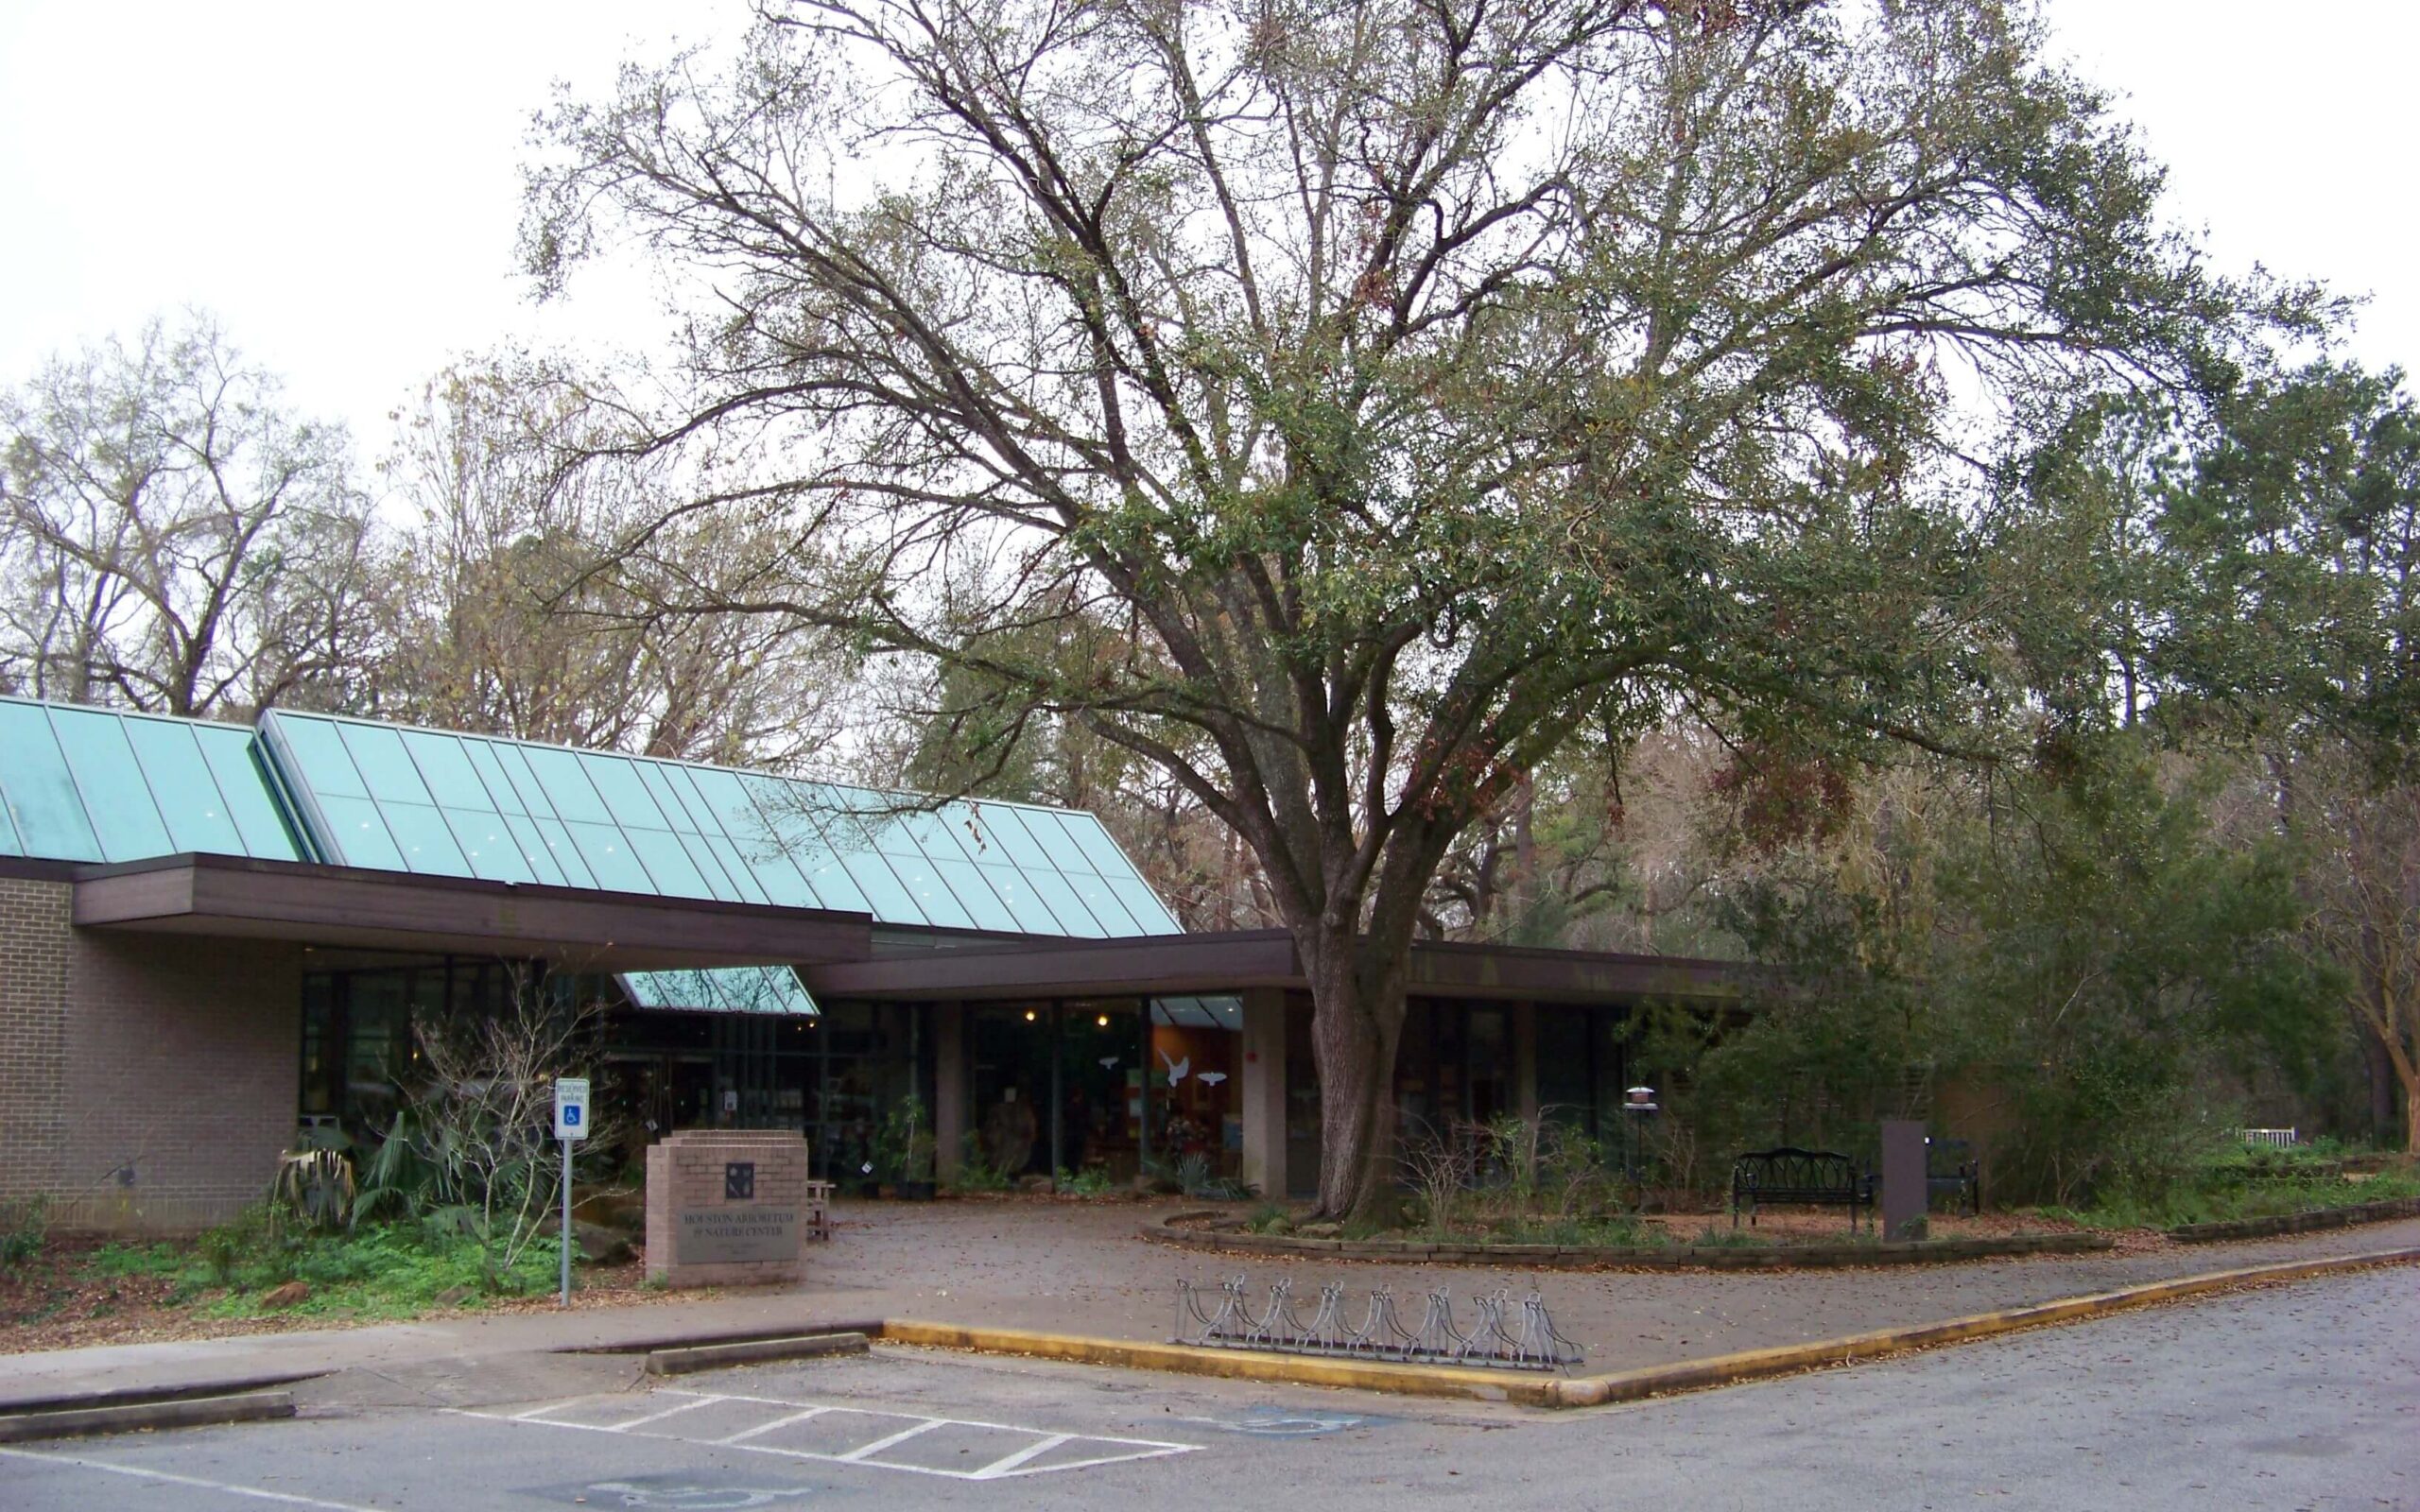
[90,1209,564,1321]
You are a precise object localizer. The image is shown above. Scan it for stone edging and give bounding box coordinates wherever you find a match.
[2167,1194,2420,1244]
[1141,1211,2113,1269]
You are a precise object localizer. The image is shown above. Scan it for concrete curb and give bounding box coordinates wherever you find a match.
[1144,1211,2114,1268]
[880,1245,2420,1410]
[644,1331,871,1376]
[0,1389,295,1443]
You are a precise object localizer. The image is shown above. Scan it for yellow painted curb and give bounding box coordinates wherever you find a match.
[873,1245,2420,1411]
[1545,1244,2420,1407]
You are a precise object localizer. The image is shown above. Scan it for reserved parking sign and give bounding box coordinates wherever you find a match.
[553,1077,590,1141]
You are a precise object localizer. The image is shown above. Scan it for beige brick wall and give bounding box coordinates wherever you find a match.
[645,1129,810,1288]
[0,876,302,1234]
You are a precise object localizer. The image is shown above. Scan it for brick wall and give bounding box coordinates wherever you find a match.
[645,1129,811,1288]
[0,879,72,1206]
[0,876,302,1234]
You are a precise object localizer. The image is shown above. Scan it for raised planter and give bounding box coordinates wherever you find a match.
[1142,1211,2113,1269]
[2166,1194,2420,1244]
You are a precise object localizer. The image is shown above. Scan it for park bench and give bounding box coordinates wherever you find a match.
[1730,1146,1875,1230]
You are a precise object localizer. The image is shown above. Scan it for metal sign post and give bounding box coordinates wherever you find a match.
[552,1077,590,1307]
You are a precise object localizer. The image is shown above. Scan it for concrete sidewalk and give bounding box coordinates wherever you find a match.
[4,1200,2415,1412]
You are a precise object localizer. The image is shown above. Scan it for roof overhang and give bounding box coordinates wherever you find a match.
[70,853,873,971]
[802,930,1746,1004]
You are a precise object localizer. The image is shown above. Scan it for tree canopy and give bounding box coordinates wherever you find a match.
[522,0,2324,1214]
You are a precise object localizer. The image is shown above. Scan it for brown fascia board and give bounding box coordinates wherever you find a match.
[68,852,873,971]
[802,929,1749,1004]
[802,930,1303,999]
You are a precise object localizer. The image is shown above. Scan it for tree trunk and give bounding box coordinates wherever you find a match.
[1298,927,1409,1221]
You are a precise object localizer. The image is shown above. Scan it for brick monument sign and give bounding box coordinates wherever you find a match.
[644,1128,811,1288]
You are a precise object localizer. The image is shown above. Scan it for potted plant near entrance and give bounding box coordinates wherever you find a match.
[873,1094,939,1199]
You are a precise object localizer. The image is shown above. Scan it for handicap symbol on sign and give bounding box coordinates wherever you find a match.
[563,1107,582,1126]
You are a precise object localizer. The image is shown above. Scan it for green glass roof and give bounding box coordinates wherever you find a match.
[0,696,305,864]
[254,709,1181,938]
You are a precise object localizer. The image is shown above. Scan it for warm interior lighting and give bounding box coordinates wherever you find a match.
[1025,1009,1037,1022]
[1097,1014,1110,1027]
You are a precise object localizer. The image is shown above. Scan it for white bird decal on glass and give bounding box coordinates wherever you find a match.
[1197,1071,1228,1087]
[1158,1049,1190,1084]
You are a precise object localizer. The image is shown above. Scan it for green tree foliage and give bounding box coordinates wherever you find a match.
[523,0,2303,1215]
[1671,739,2329,1205]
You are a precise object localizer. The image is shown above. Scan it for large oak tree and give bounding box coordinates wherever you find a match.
[525,0,2306,1215]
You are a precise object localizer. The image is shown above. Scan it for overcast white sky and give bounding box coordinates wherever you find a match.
[2,1,2414,462]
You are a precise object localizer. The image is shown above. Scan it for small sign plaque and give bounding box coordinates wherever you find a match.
[552,1077,590,1142]
[724,1161,755,1200]
[675,1208,802,1265]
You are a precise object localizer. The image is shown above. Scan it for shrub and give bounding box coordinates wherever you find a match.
[0,1195,47,1270]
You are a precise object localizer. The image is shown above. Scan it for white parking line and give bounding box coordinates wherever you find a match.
[718,1405,832,1445]
[830,1417,946,1461]
[968,1432,1076,1480]
[453,1388,1199,1482]
[0,1445,381,1511]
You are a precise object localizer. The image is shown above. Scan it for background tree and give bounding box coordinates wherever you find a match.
[526,0,2312,1215]
[0,313,379,715]
[372,359,847,765]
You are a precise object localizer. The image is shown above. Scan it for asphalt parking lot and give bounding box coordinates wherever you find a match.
[2,1269,2414,1511]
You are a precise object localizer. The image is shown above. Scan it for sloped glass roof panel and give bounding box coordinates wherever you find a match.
[839,850,926,925]
[520,745,614,824]
[961,803,1052,869]
[619,966,819,1016]
[194,725,304,859]
[269,712,369,798]
[1109,874,1184,933]
[459,739,529,815]
[336,722,435,806]
[564,819,655,892]
[48,707,175,860]
[314,793,408,870]
[1068,869,1144,936]
[881,847,975,930]
[399,729,495,811]
[0,701,100,859]
[625,828,714,899]
[253,710,1183,938]
[377,800,475,875]
[442,807,536,883]
[979,863,1073,935]
[931,857,1017,933]
[579,750,674,831]
[1024,868,1106,937]
[1063,813,1141,877]
[1011,807,1102,875]
[0,699,306,865]
[119,717,247,856]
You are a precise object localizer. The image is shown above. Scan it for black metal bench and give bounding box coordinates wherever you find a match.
[1730,1147,1875,1230]
[1926,1138,1980,1217]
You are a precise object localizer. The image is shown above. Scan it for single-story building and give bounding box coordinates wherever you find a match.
[0,695,1739,1231]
